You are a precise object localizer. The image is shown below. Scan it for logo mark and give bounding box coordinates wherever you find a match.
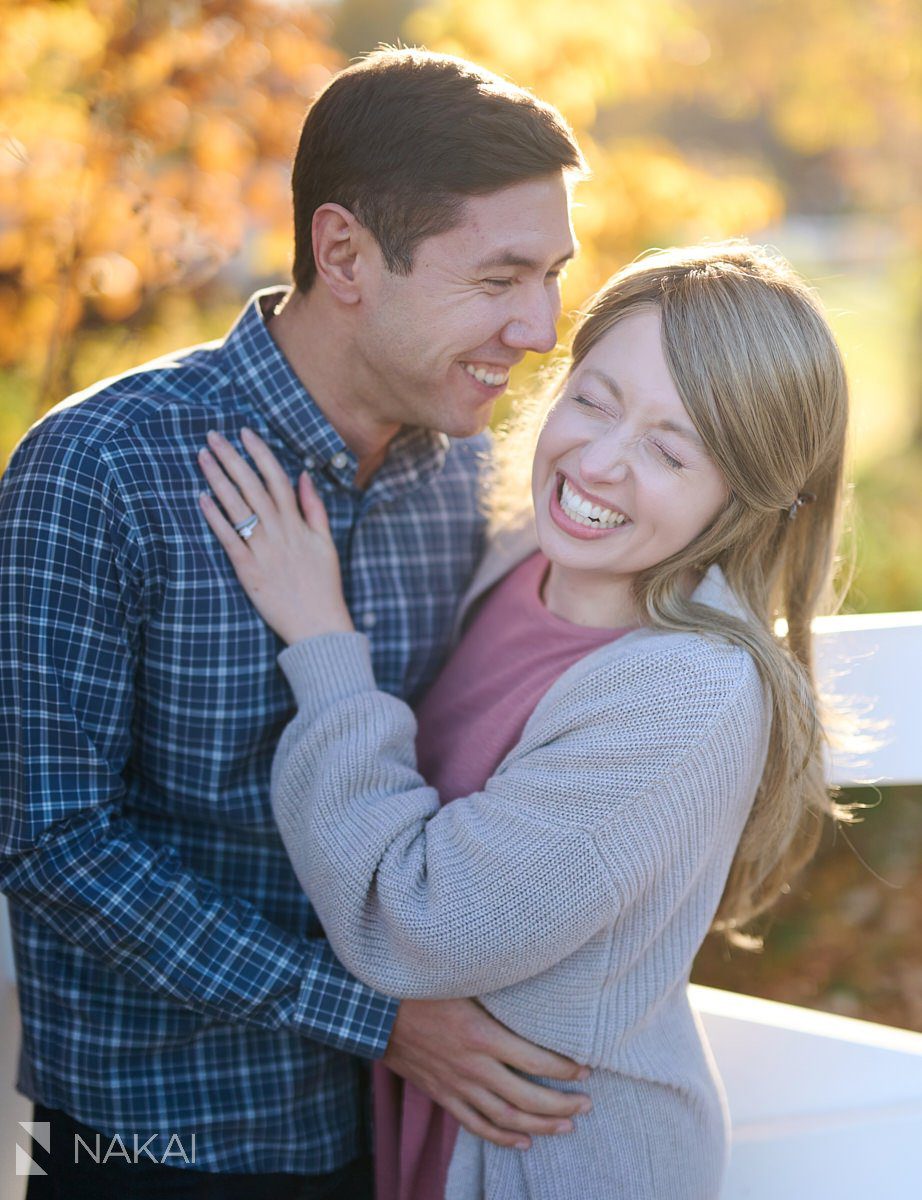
[16,1121,50,1176]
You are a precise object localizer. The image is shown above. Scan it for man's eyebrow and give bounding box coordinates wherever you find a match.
[474,246,576,272]
[582,369,704,446]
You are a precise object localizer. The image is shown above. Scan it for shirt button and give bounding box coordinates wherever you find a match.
[330,452,348,470]
[361,611,377,629]
[303,455,315,470]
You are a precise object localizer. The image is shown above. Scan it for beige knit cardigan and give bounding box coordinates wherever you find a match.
[271,527,769,1198]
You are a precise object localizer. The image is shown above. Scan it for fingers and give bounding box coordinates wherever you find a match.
[298,471,331,536]
[463,1007,591,1120]
[383,997,591,1154]
[486,1019,591,1085]
[440,1097,532,1152]
[240,427,299,516]
[200,430,330,540]
[203,430,274,522]
[461,1082,577,1136]
[198,447,256,529]
[482,1068,591,1120]
[198,492,253,575]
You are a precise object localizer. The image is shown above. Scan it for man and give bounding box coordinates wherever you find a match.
[0,49,587,1198]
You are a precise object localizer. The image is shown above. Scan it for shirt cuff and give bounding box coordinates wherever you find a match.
[278,632,377,719]
[292,963,399,1060]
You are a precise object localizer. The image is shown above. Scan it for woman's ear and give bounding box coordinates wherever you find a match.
[310,203,365,304]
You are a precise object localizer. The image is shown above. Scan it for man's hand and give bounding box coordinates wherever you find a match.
[382,997,592,1150]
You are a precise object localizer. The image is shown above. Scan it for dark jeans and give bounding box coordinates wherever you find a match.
[24,1105,373,1200]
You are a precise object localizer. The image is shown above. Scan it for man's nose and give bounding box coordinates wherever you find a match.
[500,282,560,355]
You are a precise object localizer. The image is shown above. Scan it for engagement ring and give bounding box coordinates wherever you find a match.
[234,514,259,541]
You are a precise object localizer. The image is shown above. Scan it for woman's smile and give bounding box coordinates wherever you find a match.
[550,472,631,539]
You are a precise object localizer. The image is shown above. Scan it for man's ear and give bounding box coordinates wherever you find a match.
[311,203,367,304]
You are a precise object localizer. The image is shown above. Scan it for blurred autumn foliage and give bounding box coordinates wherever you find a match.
[407,0,921,286]
[4,2,921,466]
[4,1,920,458]
[407,0,786,318]
[0,0,339,426]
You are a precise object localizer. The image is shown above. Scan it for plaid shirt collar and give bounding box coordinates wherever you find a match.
[221,288,451,495]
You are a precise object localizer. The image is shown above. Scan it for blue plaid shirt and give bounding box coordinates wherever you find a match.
[0,289,488,1174]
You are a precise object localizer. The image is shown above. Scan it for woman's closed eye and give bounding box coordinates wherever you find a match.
[653,440,686,471]
[571,393,608,413]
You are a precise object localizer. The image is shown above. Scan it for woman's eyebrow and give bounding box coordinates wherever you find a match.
[583,368,623,402]
[655,418,704,447]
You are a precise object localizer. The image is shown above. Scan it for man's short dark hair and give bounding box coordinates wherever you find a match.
[291,48,585,291]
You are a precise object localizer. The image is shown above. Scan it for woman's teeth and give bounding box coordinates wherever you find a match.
[462,363,509,387]
[559,479,627,529]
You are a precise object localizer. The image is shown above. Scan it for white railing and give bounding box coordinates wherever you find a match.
[693,986,922,1198]
[698,610,922,1198]
[0,897,27,1197]
[814,610,922,788]
[2,613,922,1199]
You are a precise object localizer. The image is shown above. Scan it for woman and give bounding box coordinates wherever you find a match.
[198,243,851,1199]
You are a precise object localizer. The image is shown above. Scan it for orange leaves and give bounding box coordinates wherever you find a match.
[1,3,107,89]
[130,90,191,150]
[244,160,291,224]
[5,0,918,463]
[678,0,922,217]
[555,139,783,319]
[190,112,257,175]
[408,0,691,117]
[0,0,341,420]
[406,0,787,292]
[77,252,143,321]
[262,23,336,93]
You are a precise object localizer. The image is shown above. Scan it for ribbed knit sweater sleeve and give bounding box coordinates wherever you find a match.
[270,626,762,1000]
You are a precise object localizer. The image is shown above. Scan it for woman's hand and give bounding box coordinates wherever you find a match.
[198,427,354,645]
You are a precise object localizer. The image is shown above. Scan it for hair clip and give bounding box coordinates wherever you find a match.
[787,491,817,520]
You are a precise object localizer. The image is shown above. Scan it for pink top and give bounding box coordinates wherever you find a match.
[373,552,627,1200]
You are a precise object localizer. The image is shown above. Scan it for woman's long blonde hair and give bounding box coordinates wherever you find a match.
[491,242,853,936]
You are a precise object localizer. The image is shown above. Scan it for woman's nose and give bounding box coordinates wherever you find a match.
[579,432,631,484]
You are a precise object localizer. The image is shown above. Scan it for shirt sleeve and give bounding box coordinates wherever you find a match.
[0,429,396,1058]
[271,627,763,1001]
[271,632,629,999]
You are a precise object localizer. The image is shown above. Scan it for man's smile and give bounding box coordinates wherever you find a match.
[459,361,511,388]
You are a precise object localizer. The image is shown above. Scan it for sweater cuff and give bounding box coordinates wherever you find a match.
[278,632,377,719]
